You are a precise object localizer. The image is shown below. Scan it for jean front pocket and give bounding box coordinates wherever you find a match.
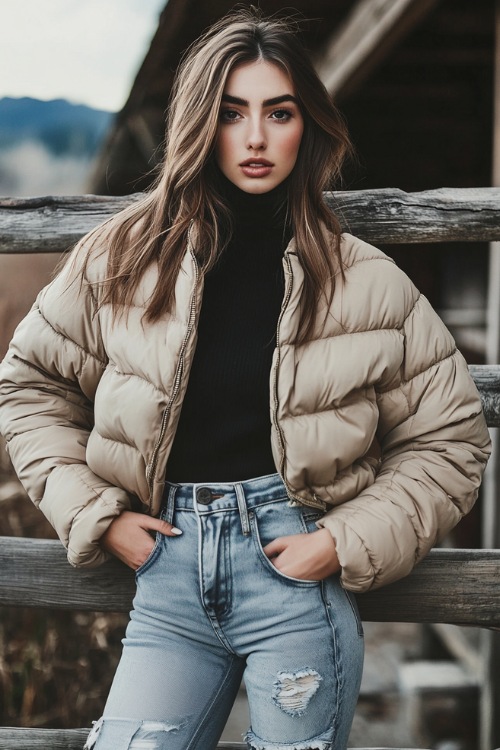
[249,507,320,587]
[134,510,166,579]
[134,537,163,578]
[344,588,364,638]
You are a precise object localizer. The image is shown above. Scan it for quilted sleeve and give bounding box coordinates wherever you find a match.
[318,291,491,593]
[0,244,132,567]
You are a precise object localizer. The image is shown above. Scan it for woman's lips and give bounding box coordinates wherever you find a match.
[239,159,273,178]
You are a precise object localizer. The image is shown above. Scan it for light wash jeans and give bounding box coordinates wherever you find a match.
[85,473,364,750]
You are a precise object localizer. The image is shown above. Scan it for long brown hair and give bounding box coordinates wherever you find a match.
[80,8,352,344]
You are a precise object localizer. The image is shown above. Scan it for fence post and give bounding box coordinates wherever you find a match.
[481,2,500,748]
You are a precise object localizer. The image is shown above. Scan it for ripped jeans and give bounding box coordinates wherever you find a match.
[85,473,364,750]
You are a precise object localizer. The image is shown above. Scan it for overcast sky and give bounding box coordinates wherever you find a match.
[0,0,166,112]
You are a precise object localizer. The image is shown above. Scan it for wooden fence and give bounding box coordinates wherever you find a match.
[1,187,500,750]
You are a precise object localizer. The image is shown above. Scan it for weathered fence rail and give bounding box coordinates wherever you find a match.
[469,364,500,427]
[1,187,500,253]
[1,538,499,627]
[1,187,499,749]
[0,734,406,750]
[0,731,247,750]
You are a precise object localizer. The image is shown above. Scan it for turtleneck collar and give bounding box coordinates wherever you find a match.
[216,169,290,232]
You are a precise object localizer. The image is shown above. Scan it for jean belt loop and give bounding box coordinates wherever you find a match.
[164,484,177,525]
[235,483,251,536]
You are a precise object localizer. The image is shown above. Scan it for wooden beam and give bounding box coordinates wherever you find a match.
[0,728,423,750]
[89,112,162,194]
[494,2,500,189]
[487,0,500,367]
[314,0,441,97]
[431,623,482,677]
[481,3,500,747]
[1,187,500,255]
[126,112,161,164]
[0,730,246,750]
[1,538,499,628]
[469,364,500,428]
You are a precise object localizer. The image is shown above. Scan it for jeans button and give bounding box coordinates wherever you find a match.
[196,487,212,505]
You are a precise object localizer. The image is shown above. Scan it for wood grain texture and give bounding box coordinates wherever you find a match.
[0,728,425,750]
[1,188,499,253]
[1,538,499,627]
[328,187,500,244]
[0,194,137,254]
[357,549,500,628]
[0,729,249,750]
[469,364,500,427]
[0,728,89,750]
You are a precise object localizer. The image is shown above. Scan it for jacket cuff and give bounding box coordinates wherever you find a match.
[317,514,376,592]
[40,463,132,567]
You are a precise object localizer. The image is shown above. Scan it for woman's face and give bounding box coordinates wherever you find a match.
[215,60,304,194]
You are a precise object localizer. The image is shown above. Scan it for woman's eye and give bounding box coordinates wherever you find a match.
[220,109,240,122]
[271,109,292,122]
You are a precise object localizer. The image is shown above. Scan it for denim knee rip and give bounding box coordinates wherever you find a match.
[272,668,323,717]
[245,667,332,750]
[244,727,333,750]
[84,717,185,749]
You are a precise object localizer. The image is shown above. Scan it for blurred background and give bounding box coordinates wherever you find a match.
[0,1,497,748]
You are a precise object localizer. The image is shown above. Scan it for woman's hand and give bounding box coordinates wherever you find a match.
[263,528,340,581]
[100,511,182,570]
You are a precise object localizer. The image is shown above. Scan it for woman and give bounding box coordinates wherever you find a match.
[0,10,491,750]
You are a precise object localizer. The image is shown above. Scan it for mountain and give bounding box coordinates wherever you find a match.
[0,97,114,158]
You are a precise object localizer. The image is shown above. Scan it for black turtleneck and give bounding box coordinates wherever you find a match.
[166,177,292,482]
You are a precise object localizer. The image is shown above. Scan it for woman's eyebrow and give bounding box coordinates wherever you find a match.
[221,94,299,106]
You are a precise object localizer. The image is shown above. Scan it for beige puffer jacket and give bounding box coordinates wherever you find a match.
[0,232,491,592]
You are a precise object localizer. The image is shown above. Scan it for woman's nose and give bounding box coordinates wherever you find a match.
[246,118,266,150]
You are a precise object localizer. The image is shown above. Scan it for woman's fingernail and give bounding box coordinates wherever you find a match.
[171,527,183,535]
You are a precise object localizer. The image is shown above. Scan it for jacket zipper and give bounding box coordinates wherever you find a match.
[272,254,325,511]
[146,249,200,509]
